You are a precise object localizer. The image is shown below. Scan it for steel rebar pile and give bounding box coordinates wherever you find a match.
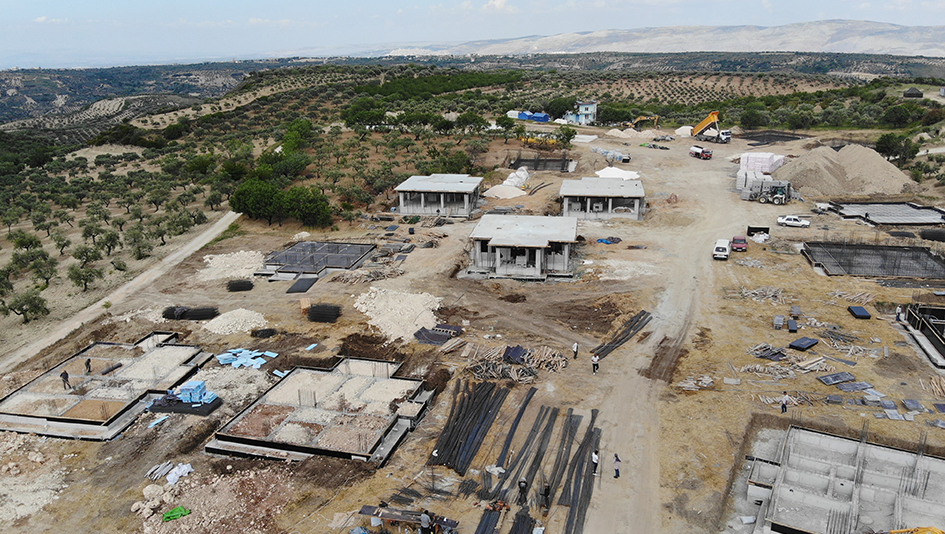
[566,427,601,534]
[226,280,254,292]
[510,510,536,534]
[496,387,537,467]
[591,310,652,359]
[457,479,479,498]
[428,380,509,476]
[473,510,501,534]
[162,306,219,320]
[558,409,599,507]
[307,304,341,323]
[490,406,551,501]
[547,410,582,507]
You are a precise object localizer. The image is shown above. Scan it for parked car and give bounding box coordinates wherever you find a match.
[777,215,811,228]
[731,236,748,252]
[713,239,731,260]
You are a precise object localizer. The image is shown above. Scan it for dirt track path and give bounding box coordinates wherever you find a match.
[1,211,240,373]
[584,141,755,533]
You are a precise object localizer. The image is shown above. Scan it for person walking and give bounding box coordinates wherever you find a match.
[896,305,902,322]
[613,454,621,479]
[591,450,600,475]
[84,358,92,375]
[572,341,579,360]
[419,510,433,534]
[781,391,791,414]
[60,371,71,390]
[591,354,600,375]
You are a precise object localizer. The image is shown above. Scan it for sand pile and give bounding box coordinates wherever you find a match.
[605,128,657,139]
[203,309,267,335]
[196,251,265,281]
[354,287,441,341]
[773,145,911,198]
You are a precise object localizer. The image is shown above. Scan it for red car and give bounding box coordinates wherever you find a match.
[731,236,748,252]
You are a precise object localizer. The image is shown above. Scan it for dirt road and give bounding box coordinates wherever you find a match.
[1,211,240,373]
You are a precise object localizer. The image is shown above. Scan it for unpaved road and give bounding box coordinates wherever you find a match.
[1,211,240,373]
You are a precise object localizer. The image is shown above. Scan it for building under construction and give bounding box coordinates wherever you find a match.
[803,242,945,278]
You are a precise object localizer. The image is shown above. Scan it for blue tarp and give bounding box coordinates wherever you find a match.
[789,337,819,351]
[848,306,872,319]
[215,349,278,369]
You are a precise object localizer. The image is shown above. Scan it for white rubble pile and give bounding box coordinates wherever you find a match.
[503,166,530,188]
[196,251,265,281]
[354,287,441,341]
[292,231,311,241]
[203,309,267,335]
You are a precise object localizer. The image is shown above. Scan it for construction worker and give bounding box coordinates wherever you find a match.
[540,483,551,509]
[85,358,92,375]
[572,341,579,360]
[419,510,433,534]
[60,371,71,390]
[517,478,528,506]
[591,354,600,375]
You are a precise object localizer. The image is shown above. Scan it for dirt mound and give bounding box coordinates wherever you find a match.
[772,145,911,198]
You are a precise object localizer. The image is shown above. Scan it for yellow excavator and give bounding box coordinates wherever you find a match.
[627,115,659,129]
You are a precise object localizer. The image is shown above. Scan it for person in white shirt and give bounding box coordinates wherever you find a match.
[781,391,791,414]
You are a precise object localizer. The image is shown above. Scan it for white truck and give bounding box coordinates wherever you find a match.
[689,145,713,160]
[777,215,811,228]
[692,111,732,144]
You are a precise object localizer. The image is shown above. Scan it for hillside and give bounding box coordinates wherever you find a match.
[386,20,945,58]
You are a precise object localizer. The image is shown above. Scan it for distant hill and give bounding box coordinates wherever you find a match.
[381,21,945,58]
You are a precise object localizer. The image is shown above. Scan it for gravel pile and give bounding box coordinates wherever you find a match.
[773,145,912,198]
[354,287,441,341]
[203,309,267,335]
[196,251,265,281]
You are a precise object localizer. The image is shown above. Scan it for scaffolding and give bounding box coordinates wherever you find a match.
[803,242,945,278]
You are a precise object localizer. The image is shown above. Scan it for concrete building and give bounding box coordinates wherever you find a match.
[565,101,598,125]
[747,426,945,533]
[394,174,483,218]
[467,215,577,279]
[559,176,646,221]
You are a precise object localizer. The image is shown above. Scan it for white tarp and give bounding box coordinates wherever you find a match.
[573,134,598,143]
[503,166,530,188]
[506,110,520,118]
[483,185,526,199]
[595,167,640,180]
[166,463,193,485]
[740,152,786,174]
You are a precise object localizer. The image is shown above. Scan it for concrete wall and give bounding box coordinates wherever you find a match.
[398,190,477,217]
[469,241,572,279]
[562,195,644,221]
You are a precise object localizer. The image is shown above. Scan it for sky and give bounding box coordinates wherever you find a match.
[1,0,943,69]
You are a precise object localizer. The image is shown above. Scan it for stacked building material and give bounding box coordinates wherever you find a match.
[214,348,278,369]
[428,380,508,476]
[226,280,254,292]
[591,310,651,359]
[438,337,467,354]
[308,304,341,323]
[162,306,219,320]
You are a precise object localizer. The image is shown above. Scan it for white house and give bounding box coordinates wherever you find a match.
[559,176,646,221]
[565,101,598,125]
[394,174,483,218]
[467,215,578,279]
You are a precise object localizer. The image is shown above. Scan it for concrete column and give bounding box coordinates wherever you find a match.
[536,248,542,274]
[399,192,405,212]
[464,193,469,214]
[420,193,425,209]
[608,198,613,213]
[494,247,500,273]
[440,193,445,211]
[564,244,570,270]
[635,199,641,220]
[586,197,591,214]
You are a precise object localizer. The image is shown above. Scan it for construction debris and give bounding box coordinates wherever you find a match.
[676,375,714,390]
[203,309,267,335]
[215,348,278,369]
[439,337,468,354]
[828,290,875,305]
[331,266,405,284]
[922,376,945,398]
[735,259,764,268]
[726,287,786,303]
[739,364,797,381]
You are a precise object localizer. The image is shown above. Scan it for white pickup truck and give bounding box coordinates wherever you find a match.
[777,215,811,228]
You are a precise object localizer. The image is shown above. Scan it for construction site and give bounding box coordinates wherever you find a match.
[6,117,945,534]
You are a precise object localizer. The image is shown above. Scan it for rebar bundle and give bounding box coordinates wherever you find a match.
[307,304,341,323]
[162,306,219,321]
[226,280,254,292]
[591,310,652,359]
[428,380,509,476]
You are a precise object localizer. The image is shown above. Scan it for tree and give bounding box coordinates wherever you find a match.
[98,230,121,256]
[51,230,72,255]
[230,178,282,225]
[2,207,25,234]
[554,126,578,148]
[875,133,901,161]
[204,191,224,211]
[67,264,104,291]
[146,188,170,212]
[496,116,516,143]
[740,109,769,129]
[124,224,153,260]
[85,201,110,223]
[875,133,920,168]
[73,244,103,267]
[111,216,128,232]
[283,186,333,227]
[455,111,488,134]
[30,254,58,285]
[80,221,103,245]
[0,289,50,323]
[10,229,42,250]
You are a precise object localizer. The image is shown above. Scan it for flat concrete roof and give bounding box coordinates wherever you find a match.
[560,176,645,198]
[394,174,483,193]
[761,426,945,533]
[835,202,945,225]
[470,215,578,248]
